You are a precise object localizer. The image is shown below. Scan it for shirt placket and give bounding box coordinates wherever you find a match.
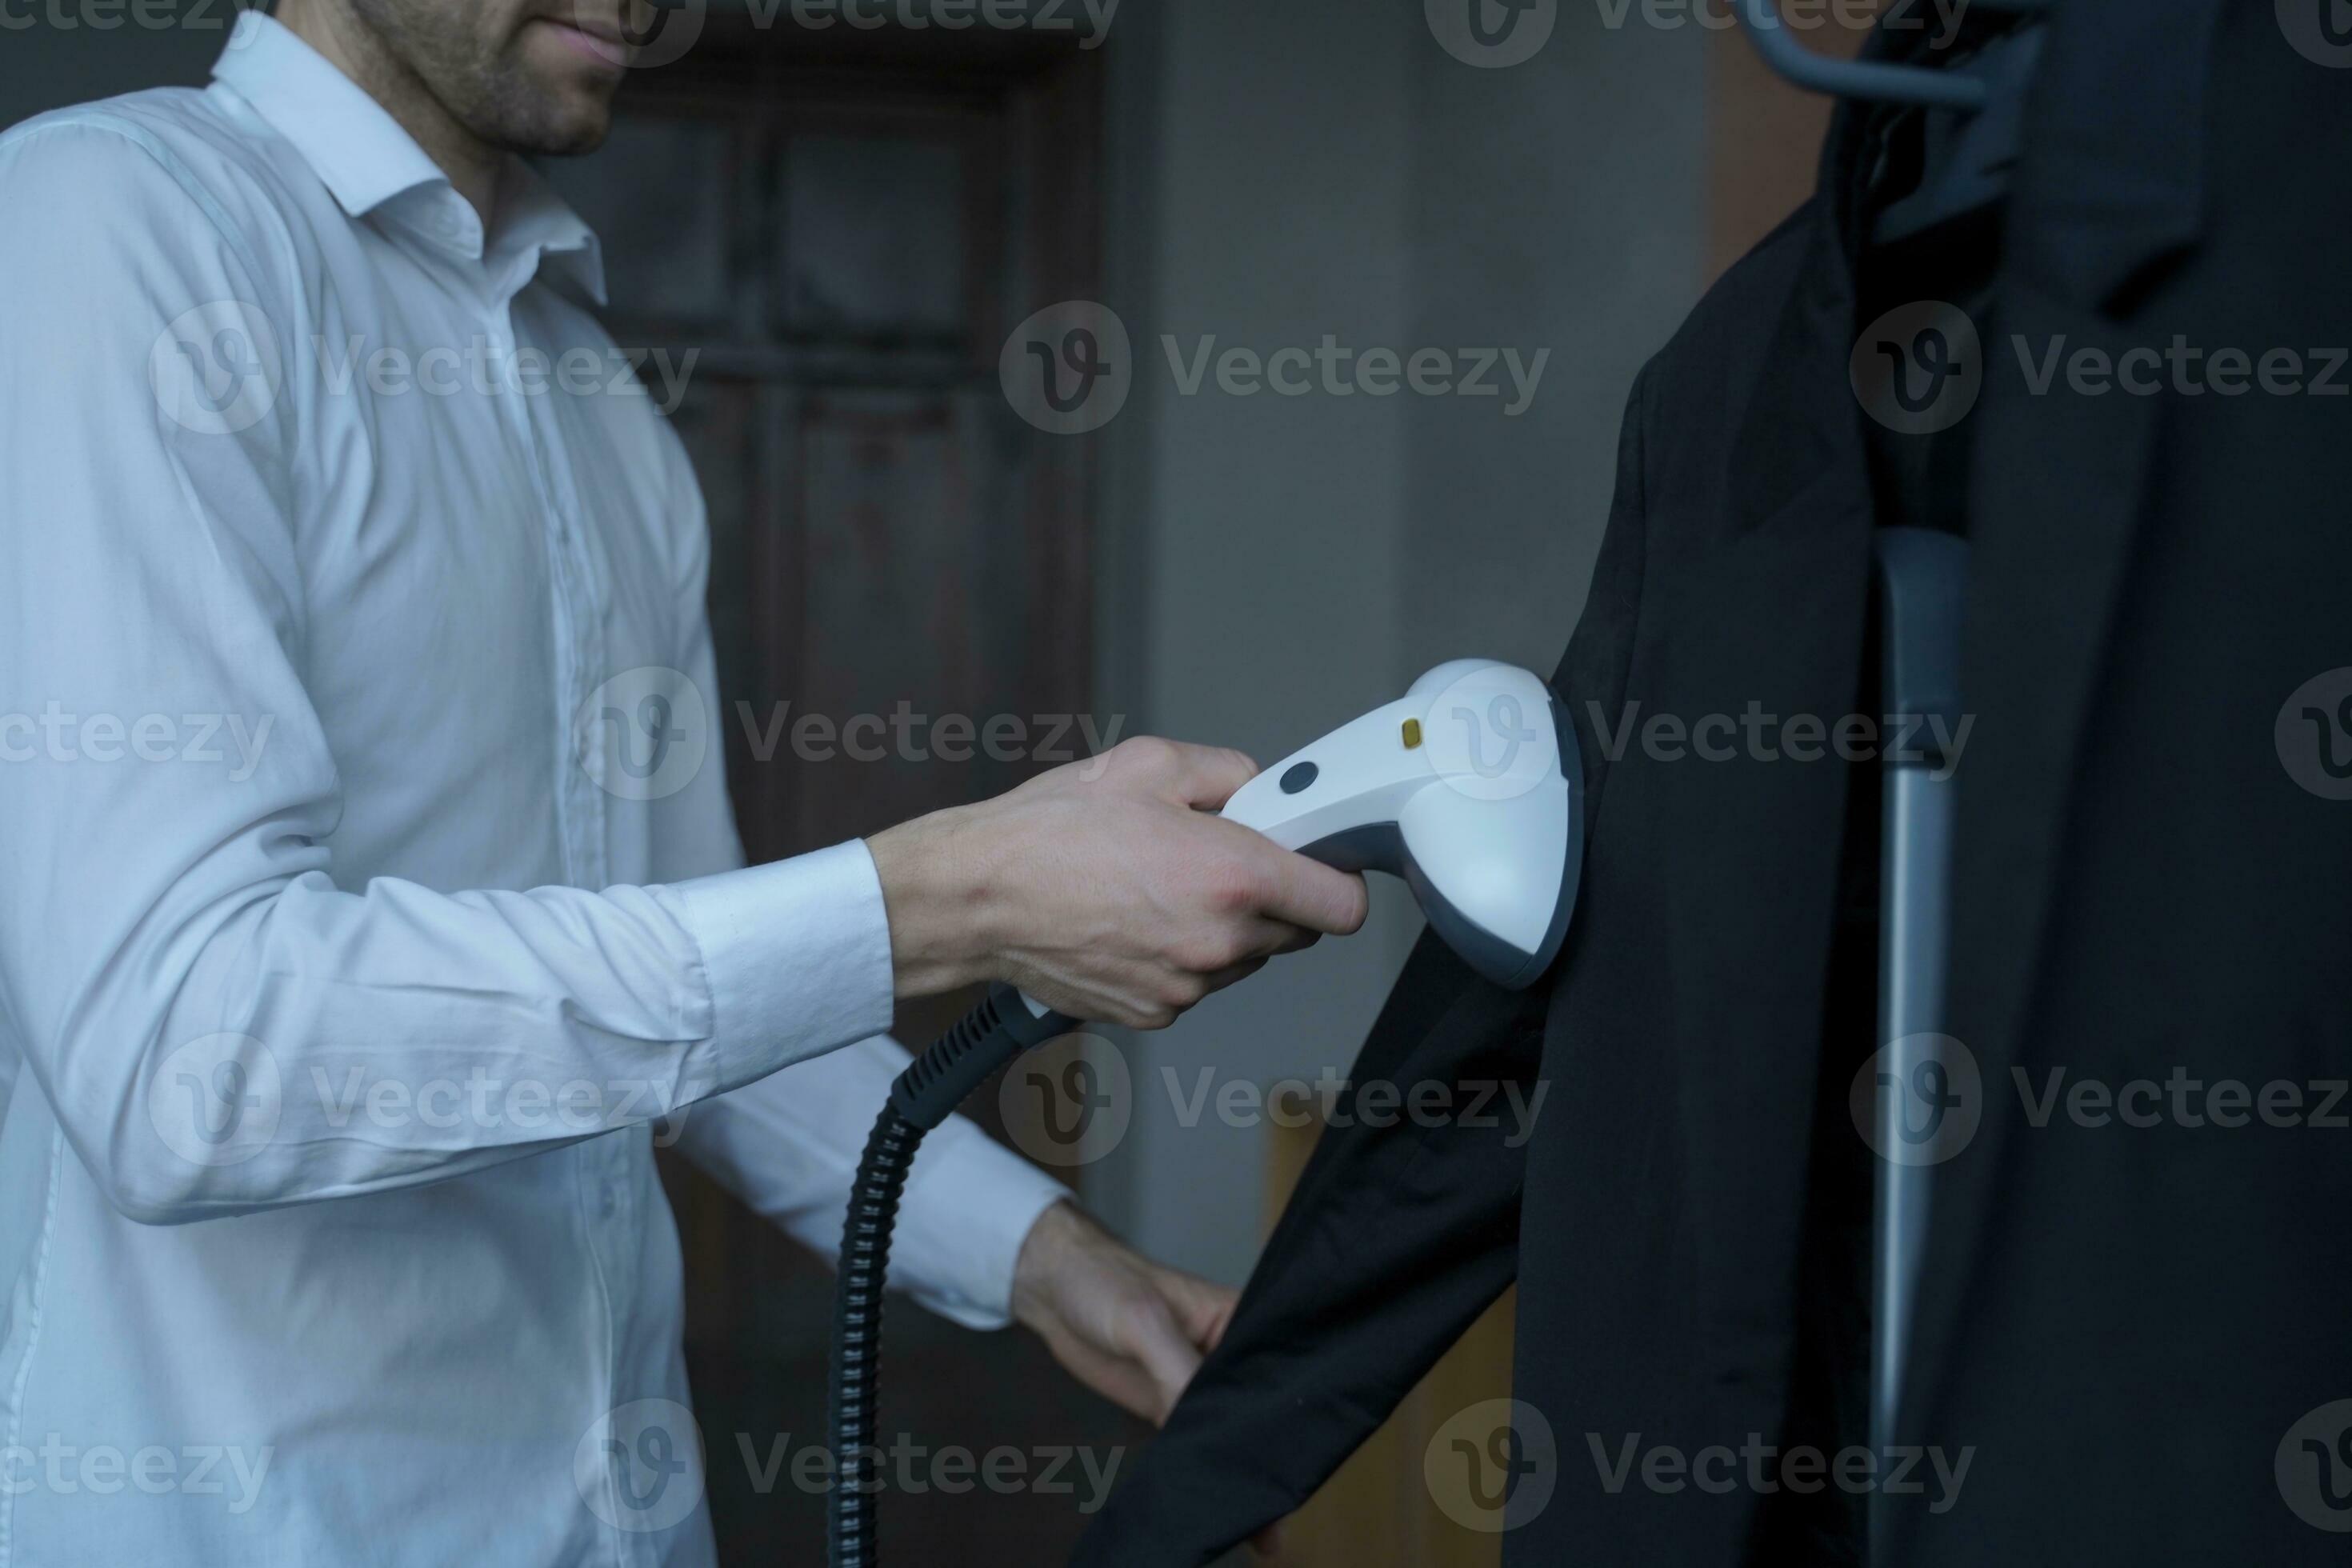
[478,259,647,1565]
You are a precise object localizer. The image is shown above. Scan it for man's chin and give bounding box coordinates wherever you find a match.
[486,75,620,158]
[520,103,615,158]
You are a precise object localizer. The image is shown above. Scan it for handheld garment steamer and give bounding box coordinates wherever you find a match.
[826,659,1584,1567]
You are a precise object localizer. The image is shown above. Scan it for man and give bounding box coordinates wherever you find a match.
[0,2,1367,1561]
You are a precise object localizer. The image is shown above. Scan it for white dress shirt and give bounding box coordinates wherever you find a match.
[0,14,1068,1565]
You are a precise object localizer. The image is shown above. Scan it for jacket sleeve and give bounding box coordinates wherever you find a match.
[1069,365,1654,1567]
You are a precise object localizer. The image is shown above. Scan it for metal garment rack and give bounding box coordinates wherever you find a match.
[1730,5,2033,1551]
[1868,528,1968,1559]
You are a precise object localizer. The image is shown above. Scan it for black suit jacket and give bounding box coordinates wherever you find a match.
[1074,1,2352,1562]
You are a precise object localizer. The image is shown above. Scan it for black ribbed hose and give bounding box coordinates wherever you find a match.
[828,983,1074,1568]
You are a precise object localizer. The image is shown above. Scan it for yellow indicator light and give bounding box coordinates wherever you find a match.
[1402,718,1423,750]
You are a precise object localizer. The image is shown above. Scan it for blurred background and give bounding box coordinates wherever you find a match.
[2,1,1860,1559]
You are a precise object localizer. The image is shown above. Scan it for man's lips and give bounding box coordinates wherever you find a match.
[534,13,632,70]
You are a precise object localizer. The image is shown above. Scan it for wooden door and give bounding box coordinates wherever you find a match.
[542,17,1122,1562]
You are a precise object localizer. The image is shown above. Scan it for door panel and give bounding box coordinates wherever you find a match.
[542,20,1115,1562]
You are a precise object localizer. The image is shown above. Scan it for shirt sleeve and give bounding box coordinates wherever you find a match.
[0,118,896,1224]
[669,1039,1074,1330]
[646,425,1071,1330]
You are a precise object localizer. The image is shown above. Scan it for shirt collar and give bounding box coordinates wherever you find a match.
[494,157,609,307]
[210,10,606,305]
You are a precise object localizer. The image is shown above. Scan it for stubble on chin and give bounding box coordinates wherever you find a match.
[350,0,621,160]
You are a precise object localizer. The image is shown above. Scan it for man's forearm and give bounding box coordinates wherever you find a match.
[866,738,1370,1030]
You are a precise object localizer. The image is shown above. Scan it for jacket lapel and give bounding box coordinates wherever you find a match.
[1898,0,2227,1452]
[1659,102,1879,1425]
[1658,466,1872,1402]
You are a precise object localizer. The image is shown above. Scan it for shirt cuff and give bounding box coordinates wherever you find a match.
[894,1118,1074,1330]
[658,840,898,1086]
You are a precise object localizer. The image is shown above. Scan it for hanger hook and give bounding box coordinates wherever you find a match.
[1737,0,2000,110]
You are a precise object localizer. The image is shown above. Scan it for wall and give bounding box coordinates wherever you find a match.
[1093,0,1714,1282]
[0,6,218,122]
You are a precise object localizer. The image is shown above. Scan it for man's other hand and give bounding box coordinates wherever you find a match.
[1010,1200,1235,1426]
